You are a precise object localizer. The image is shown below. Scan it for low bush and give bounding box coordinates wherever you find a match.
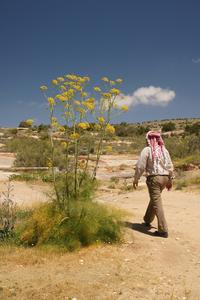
[175,175,200,190]
[164,134,200,161]
[174,154,200,168]
[10,172,53,183]
[162,121,176,132]
[14,201,124,251]
[5,137,66,168]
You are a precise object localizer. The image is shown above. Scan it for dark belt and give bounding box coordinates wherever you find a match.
[147,174,169,178]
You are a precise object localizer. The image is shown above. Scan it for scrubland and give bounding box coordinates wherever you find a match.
[0,118,200,299]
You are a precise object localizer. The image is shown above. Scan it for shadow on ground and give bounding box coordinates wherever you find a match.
[123,221,156,236]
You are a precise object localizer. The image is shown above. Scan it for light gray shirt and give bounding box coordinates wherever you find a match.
[134,146,174,181]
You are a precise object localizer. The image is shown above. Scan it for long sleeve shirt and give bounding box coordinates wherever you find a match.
[134,146,174,181]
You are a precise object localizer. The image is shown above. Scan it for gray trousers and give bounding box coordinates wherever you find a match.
[144,175,169,233]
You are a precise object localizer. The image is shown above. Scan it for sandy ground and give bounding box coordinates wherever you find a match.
[0,152,49,206]
[0,153,200,299]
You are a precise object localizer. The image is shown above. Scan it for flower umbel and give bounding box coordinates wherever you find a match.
[40,85,48,91]
[48,97,55,106]
[105,124,115,134]
[78,122,90,130]
[121,105,129,112]
[70,133,80,140]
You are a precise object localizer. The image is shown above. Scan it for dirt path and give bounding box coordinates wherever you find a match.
[0,188,200,299]
[0,153,200,299]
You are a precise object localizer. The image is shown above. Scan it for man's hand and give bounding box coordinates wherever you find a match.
[166,179,173,191]
[133,180,138,189]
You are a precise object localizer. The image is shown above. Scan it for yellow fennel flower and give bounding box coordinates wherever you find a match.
[94,124,101,131]
[25,119,34,126]
[40,85,48,91]
[59,126,65,132]
[47,160,53,168]
[98,116,105,123]
[61,141,68,148]
[62,92,69,97]
[116,78,123,83]
[83,76,90,82]
[102,92,112,98]
[94,86,101,92]
[78,78,86,84]
[66,74,78,81]
[57,77,65,82]
[74,100,81,105]
[51,117,57,123]
[73,85,82,91]
[51,117,58,127]
[77,107,86,114]
[52,79,58,85]
[48,97,55,106]
[78,122,90,130]
[110,88,120,95]
[81,92,88,98]
[87,103,95,110]
[83,101,95,110]
[101,77,109,82]
[110,80,115,85]
[60,85,66,91]
[56,94,67,101]
[67,89,74,97]
[70,133,80,140]
[52,122,58,128]
[86,97,95,103]
[121,105,129,112]
[105,124,115,134]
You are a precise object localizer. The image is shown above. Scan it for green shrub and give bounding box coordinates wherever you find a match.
[10,172,53,183]
[6,137,66,168]
[175,175,200,190]
[15,201,124,251]
[185,122,200,136]
[110,177,120,184]
[162,121,176,132]
[175,180,187,190]
[174,154,200,168]
[164,135,200,160]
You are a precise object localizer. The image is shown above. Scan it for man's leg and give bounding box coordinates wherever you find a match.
[143,199,155,224]
[143,177,156,224]
[147,176,168,233]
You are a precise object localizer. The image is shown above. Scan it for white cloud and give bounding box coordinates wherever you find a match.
[192,58,200,63]
[117,86,175,108]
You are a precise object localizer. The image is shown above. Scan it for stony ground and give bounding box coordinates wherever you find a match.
[0,152,200,300]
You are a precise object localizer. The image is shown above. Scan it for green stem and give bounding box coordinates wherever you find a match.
[49,109,60,206]
[92,102,112,180]
[79,138,91,187]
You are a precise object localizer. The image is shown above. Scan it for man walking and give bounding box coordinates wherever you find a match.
[133,131,174,238]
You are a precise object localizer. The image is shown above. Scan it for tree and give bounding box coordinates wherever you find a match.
[18,119,34,128]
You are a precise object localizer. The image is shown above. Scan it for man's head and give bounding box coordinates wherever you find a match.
[146,131,165,160]
[146,131,164,146]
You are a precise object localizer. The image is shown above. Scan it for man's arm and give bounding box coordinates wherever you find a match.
[133,147,149,189]
[165,149,174,178]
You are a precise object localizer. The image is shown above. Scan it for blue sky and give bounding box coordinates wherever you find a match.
[0,0,200,127]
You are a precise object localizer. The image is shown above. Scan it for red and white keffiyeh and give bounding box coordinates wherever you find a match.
[146,131,165,161]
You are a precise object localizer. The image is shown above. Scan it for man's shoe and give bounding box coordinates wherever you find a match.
[154,231,168,238]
